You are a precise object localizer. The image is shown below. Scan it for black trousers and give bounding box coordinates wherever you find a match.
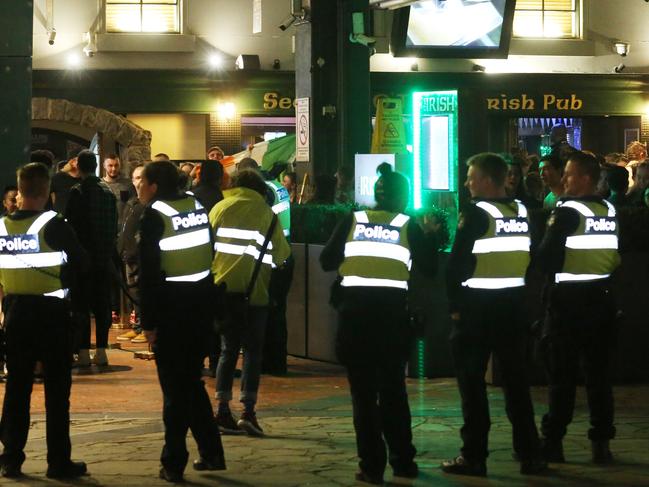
[450,288,540,462]
[153,289,224,474]
[337,297,416,477]
[0,295,73,468]
[263,255,294,374]
[541,282,616,442]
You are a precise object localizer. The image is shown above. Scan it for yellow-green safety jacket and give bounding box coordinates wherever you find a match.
[462,200,530,290]
[0,211,68,298]
[150,195,213,282]
[555,199,620,283]
[338,210,411,290]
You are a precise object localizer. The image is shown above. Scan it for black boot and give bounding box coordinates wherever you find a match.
[46,460,87,479]
[355,470,384,485]
[393,461,418,478]
[193,454,226,471]
[159,466,184,483]
[591,440,613,464]
[441,455,487,477]
[541,437,565,463]
[520,455,548,475]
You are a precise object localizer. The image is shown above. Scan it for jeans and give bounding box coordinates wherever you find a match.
[216,299,268,405]
[78,266,112,349]
[451,288,541,462]
[541,282,617,442]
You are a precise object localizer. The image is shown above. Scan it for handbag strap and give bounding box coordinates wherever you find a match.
[245,213,278,299]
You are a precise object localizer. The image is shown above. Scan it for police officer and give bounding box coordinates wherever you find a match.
[442,153,546,477]
[535,151,620,464]
[320,164,438,485]
[137,160,225,482]
[0,163,88,479]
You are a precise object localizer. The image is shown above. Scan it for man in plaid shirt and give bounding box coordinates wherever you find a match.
[65,150,117,367]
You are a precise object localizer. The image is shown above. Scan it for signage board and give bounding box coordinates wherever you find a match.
[354,154,395,207]
[296,97,310,162]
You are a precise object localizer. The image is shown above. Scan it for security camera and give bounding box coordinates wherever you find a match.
[349,33,376,47]
[614,63,625,73]
[47,29,56,45]
[278,14,296,31]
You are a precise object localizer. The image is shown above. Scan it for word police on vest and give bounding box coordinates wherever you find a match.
[353,224,400,244]
[0,234,40,254]
[495,218,529,235]
[585,217,616,233]
[172,211,209,232]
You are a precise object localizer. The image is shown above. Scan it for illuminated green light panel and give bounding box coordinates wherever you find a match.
[412,90,458,209]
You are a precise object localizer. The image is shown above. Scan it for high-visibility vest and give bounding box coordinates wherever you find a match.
[555,199,620,284]
[0,211,68,298]
[462,200,530,290]
[266,180,291,238]
[151,195,213,282]
[338,210,411,290]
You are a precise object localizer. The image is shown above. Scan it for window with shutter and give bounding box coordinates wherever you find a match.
[106,0,180,33]
[514,0,579,39]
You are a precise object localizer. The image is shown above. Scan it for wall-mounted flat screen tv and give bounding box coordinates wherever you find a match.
[391,0,516,58]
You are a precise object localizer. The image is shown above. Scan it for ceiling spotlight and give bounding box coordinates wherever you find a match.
[614,63,625,73]
[67,53,81,68]
[278,14,296,31]
[208,53,223,69]
[47,28,56,46]
[613,42,630,57]
[272,58,281,70]
[472,63,486,72]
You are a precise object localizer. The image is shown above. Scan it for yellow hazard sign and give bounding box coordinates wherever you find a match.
[371,97,407,154]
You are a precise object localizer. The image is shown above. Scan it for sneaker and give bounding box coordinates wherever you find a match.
[592,440,614,464]
[215,412,244,435]
[441,455,487,477]
[75,349,91,367]
[46,460,87,479]
[159,466,183,483]
[111,311,120,324]
[129,310,137,325]
[237,411,264,437]
[117,330,138,341]
[130,332,148,343]
[193,454,226,471]
[93,348,109,366]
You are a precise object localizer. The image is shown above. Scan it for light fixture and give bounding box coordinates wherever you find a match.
[272,58,281,70]
[208,53,223,69]
[613,42,630,57]
[47,28,56,46]
[235,54,261,70]
[410,62,419,71]
[82,32,96,57]
[66,53,82,68]
[216,102,236,121]
[614,63,626,73]
[472,64,486,72]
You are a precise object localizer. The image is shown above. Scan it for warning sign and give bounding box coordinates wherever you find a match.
[296,97,310,162]
[372,97,407,154]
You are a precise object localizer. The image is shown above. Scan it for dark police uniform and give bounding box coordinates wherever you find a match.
[535,197,620,451]
[0,210,88,472]
[446,199,541,469]
[321,210,437,481]
[138,193,225,476]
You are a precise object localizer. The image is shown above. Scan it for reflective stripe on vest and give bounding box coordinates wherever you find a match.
[462,200,530,290]
[339,210,411,290]
[554,199,619,284]
[214,227,275,268]
[0,211,68,298]
[151,198,213,282]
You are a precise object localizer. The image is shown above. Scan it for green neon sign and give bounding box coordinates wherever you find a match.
[412,90,459,209]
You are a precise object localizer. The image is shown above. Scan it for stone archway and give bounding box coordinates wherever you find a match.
[32,98,152,163]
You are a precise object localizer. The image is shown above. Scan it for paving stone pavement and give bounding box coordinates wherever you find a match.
[0,347,648,486]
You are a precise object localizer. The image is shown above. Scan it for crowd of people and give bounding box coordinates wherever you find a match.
[0,129,634,484]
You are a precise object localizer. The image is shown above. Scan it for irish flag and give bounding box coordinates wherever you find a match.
[221,134,296,177]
